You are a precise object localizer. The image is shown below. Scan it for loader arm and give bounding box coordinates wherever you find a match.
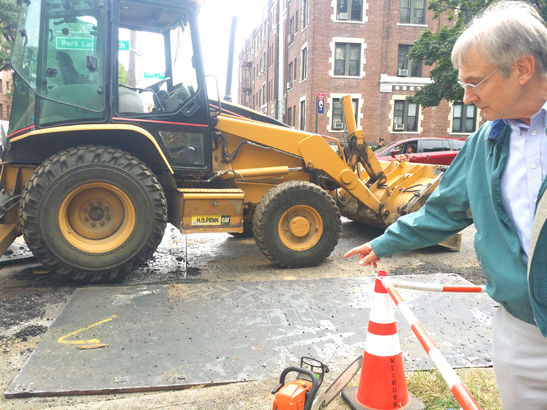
[214,115,382,213]
[341,95,385,184]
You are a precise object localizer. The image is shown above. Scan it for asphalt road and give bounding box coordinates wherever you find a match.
[0,219,484,409]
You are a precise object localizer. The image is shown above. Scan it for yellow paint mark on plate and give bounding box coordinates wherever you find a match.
[58,315,117,345]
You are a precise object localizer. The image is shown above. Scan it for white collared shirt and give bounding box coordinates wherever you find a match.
[501,101,547,263]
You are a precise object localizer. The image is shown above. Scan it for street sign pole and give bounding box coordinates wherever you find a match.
[315,96,318,133]
[316,93,325,133]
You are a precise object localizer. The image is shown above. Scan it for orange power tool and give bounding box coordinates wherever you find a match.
[272,357,329,410]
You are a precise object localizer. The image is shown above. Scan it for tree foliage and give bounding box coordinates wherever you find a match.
[0,0,18,69]
[408,0,547,107]
[119,63,129,85]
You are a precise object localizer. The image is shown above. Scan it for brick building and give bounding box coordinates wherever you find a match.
[238,0,482,145]
[0,70,12,124]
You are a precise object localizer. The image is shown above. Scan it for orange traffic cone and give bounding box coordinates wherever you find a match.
[342,271,424,409]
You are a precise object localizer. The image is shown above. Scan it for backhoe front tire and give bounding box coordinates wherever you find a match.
[19,146,167,282]
[253,181,341,268]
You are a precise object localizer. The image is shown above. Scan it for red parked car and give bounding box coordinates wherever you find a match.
[375,137,465,165]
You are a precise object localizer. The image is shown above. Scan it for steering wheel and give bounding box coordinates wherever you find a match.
[145,77,170,92]
[119,77,170,94]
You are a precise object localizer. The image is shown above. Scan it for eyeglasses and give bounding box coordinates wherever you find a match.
[457,69,499,93]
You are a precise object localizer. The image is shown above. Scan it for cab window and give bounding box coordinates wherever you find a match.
[117,2,198,114]
[39,10,106,125]
[10,0,107,130]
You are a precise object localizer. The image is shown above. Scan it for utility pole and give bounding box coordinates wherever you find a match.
[128,30,137,87]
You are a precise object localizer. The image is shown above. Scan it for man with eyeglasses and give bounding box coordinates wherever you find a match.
[345,1,546,407]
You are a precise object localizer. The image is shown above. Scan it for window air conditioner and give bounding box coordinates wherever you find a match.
[394,123,405,130]
[333,121,344,129]
[287,81,293,90]
[398,69,409,77]
[338,12,348,20]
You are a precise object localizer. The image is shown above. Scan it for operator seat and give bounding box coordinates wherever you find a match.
[56,51,88,84]
[165,84,191,112]
[153,90,169,112]
[118,86,146,113]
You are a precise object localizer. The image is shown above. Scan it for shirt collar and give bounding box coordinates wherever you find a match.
[488,100,547,141]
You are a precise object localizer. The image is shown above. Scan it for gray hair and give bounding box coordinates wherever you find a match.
[451,1,547,77]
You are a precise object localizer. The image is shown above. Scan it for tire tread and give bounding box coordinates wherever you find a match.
[253,180,341,268]
[19,145,167,282]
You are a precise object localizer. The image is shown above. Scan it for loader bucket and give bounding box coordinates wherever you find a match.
[0,164,34,256]
[0,224,18,256]
[336,96,461,251]
[0,190,20,256]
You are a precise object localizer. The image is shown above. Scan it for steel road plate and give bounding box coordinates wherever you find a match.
[5,274,496,397]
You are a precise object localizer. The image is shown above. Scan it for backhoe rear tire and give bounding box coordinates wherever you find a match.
[19,146,167,282]
[253,181,341,268]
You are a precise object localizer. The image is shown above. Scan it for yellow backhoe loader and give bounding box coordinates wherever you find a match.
[0,0,458,282]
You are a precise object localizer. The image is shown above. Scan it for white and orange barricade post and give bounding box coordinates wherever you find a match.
[380,275,481,410]
[387,279,485,294]
[341,271,425,410]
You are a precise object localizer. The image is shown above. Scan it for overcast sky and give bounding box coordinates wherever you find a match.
[198,0,269,103]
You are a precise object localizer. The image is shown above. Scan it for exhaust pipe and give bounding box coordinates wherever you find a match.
[223,16,237,102]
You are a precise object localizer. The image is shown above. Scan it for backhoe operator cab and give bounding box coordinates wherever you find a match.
[9,0,209,171]
[1,0,457,283]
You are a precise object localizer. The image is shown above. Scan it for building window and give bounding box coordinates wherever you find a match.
[302,0,309,28]
[337,0,363,21]
[289,16,295,43]
[452,103,477,133]
[400,0,426,24]
[332,98,359,130]
[397,45,422,77]
[288,61,294,88]
[300,100,306,130]
[287,106,293,126]
[262,84,266,105]
[301,47,307,81]
[334,43,361,76]
[393,100,418,131]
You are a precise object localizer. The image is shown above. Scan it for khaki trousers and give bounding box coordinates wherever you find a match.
[492,306,547,409]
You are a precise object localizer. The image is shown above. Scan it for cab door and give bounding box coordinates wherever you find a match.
[114,0,211,174]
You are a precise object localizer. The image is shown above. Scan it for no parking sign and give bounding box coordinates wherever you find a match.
[317,93,325,114]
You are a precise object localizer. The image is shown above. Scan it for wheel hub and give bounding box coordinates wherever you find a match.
[58,183,136,253]
[87,203,106,222]
[278,204,323,251]
[289,216,310,237]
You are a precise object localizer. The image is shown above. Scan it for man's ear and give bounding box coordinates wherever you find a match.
[515,54,535,85]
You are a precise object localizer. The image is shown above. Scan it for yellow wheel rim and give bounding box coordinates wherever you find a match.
[278,205,323,251]
[58,182,136,253]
